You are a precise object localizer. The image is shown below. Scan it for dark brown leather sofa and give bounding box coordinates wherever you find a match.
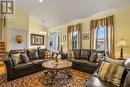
[68,49,105,73]
[4,48,47,81]
[84,58,130,87]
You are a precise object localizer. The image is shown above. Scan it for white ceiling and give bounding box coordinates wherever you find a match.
[16,0,130,27]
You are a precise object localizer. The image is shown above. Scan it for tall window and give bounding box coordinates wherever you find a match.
[97,26,105,51]
[72,31,78,49]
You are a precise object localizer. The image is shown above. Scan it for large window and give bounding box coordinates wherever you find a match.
[97,26,105,51]
[71,31,78,49]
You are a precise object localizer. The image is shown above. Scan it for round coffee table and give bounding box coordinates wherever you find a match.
[42,60,72,85]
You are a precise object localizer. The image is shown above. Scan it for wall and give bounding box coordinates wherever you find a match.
[5,5,29,51]
[48,6,130,59]
[4,6,48,51]
[29,15,48,49]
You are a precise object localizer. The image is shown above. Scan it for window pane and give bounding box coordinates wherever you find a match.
[97,26,105,51]
[72,31,78,49]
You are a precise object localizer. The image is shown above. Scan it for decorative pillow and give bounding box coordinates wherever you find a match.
[89,53,98,63]
[72,49,81,59]
[20,53,29,63]
[68,51,74,59]
[45,51,53,59]
[11,53,21,65]
[105,58,125,66]
[53,53,57,59]
[97,53,105,62]
[91,49,97,55]
[27,49,39,60]
[38,49,47,59]
[80,49,91,60]
[98,62,125,87]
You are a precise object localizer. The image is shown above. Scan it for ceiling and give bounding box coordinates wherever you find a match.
[16,0,130,27]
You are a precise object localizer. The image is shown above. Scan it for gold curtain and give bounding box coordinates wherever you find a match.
[67,23,82,51]
[90,15,114,58]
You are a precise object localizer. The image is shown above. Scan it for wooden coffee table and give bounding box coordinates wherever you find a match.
[42,60,72,85]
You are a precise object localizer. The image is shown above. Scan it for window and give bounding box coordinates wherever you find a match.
[97,26,105,51]
[48,32,60,52]
[71,31,78,49]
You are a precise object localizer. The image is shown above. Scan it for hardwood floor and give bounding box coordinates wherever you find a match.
[0,64,5,75]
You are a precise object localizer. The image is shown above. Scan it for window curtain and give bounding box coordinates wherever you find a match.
[90,15,114,58]
[67,23,82,51]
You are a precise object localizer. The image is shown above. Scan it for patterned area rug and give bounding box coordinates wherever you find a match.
[0,69,91,87]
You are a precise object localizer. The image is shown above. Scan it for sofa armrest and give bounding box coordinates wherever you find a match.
[4,58,14,74]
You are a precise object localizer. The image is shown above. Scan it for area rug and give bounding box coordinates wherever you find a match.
[0,69,91,87]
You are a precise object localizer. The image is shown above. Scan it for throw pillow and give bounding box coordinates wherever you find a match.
[89,53,98,63]
[68,51,74,59]
[27,49,39,60]
[11,53,21,65]
[45,51,53,59]
[98,62,125,87]
[80,49,91,60]
[105,58,125,66]
[72,49,81,59]
[38,49,47,59]
[20,53,29,63]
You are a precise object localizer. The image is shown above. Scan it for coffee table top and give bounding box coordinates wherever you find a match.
[42,60,72,70]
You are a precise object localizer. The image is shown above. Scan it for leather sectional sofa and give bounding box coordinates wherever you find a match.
[68,49,105,73]
[4,49,47,81]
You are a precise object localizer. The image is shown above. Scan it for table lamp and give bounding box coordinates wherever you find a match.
[117,39,128,59]
[60,42,64,52]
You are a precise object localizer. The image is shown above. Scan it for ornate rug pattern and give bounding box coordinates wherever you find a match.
[0,69,91,87]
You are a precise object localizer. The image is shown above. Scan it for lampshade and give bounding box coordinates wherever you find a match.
[60,42,64,46]
[117,39,128,47]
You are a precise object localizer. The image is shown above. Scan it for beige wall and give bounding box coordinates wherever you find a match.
[6,5,29,51]
[29,15,48,49]
[48,6,130,59]
[5,6,48,51]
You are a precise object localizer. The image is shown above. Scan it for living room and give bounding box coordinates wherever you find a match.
[0,0,130,87]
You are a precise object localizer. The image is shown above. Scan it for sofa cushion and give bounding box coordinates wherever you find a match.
[89,53,98,63]
[27,49,39,60]
[44,51,53,58]
[31,59,44,65]
[9,50,25,57]
[72,49,81,59]
[14,62,34,71]
[84,76,117,87]
[98,62,125,87]
[80,49,90,60]
[38,49,47,59]
[68,51,74,59]
[20,52,29,63]
[91,49,97,55]
[69,59,98,68]
[11,53,22,65]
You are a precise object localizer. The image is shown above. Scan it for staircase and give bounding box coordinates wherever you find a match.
[0,42,5,64]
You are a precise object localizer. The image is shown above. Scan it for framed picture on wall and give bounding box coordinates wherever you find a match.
[82,33,89,40]
[31,34,44,45]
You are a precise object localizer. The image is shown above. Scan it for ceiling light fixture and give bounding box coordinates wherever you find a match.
[39,0,42,3]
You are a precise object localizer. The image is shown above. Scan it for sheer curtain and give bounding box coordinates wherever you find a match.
[67,23,82,51]
[90,15,114,58]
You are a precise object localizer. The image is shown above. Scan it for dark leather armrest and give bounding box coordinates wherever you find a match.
[4,58,14,73]
[123,71,130,87]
